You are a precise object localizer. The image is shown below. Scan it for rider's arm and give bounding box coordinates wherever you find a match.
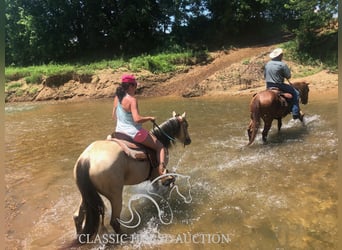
[112,96,118,120]
[130,97,155,124]
[282,63,291,81]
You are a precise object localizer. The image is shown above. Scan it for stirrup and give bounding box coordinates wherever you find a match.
[160,169,176,186]
[161,175,175,186]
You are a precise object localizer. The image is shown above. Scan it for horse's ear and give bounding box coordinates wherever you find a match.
[172,111,177,117]
[181,112,186,118]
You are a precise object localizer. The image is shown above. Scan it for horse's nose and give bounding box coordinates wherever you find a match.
[185,138,191,145]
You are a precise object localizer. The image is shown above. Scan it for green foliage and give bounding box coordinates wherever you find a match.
[83,59,127,72]
[15,89,25,96]
[283,32,337,72]
[25,72,43,84]
[283,0,338,70]
[28,87,39,95]
[5,0,337,71]
[129,52,193,73]
[5,68,31,82]
[242,59,250,65]
[5,51,200,86]
[5,82,23,91]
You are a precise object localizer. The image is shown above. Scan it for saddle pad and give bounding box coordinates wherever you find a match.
[280,92,292,99]
[107,132,158,168]
[109,138,148,160]
[268,88,293,99]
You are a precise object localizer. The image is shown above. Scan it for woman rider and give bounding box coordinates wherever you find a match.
[112,74,168,178]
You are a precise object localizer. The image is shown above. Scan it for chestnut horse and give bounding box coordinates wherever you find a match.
[247,82,309,145]
[73,111,191,240]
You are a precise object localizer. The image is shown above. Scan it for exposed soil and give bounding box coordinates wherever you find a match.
[5,44,338,102]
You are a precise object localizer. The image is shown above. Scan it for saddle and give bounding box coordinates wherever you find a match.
[268,87,293,107]
[106,132,158,168]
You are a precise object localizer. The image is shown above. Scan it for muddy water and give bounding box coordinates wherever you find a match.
[5,95,337,249]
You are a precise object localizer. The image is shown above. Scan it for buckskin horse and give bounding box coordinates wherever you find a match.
[247,81,309,145]
[73,111,191,240]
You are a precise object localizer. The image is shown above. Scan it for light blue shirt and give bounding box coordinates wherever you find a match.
[264,60,291,84]
[115,102,142,138]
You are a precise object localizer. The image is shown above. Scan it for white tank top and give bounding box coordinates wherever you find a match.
[115,102,142,138]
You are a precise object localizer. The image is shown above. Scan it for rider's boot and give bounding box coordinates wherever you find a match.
[158,164,175,186]
[293,110,305,122]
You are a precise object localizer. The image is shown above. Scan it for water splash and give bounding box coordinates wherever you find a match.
[118,173,192,229]
[171,151,188,173]
[283,114,321,128]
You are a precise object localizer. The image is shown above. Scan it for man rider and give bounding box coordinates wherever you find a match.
[264,48,304,121]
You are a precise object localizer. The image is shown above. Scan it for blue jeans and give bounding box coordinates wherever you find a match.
[266,82,300,116]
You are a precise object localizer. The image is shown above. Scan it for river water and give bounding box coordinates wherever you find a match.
[5,95,338,249]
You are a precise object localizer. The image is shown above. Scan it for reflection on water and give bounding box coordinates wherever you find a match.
[5,96,338,249]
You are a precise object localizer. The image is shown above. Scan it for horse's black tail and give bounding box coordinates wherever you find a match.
[247,95,261,146]
[75,158,104,239]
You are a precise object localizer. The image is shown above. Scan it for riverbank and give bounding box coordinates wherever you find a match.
[5,44,338,102]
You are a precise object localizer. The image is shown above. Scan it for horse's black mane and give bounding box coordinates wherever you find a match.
[151,117,180,148]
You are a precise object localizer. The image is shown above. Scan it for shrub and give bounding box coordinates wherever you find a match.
[25,72,43,84]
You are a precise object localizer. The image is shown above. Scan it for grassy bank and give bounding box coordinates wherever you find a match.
[4,38,337,102]
[5,51,205,85]
[5,38,337,85]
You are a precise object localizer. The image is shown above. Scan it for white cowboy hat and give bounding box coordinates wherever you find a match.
[269,48,283,59]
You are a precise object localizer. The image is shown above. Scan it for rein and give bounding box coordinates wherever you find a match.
[152,120,176,142]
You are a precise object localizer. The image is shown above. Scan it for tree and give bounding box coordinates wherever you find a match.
[5,0,338,66]
[284,0,338,62]
[5,0,34,65]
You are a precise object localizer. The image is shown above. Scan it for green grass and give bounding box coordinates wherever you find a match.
[5,38,336,87]
[128,52,192,73]
[5,82,23,91]
[5,51,198,85]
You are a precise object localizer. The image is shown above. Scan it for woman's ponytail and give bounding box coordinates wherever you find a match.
[116,82,130,102]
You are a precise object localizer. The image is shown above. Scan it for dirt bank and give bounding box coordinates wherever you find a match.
[5,44,338,102]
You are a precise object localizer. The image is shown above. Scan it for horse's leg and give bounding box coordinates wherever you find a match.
[73,199,85,234]
[109,187,123,234]
[277,118,282,132]
[262,119,272,143]
[247,120,253,140]
[246,113,260,146]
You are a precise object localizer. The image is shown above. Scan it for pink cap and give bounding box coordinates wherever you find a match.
[121,74,137,84]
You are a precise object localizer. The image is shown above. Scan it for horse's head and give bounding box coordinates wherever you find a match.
[172,111,191,146]
[151,111,191,148]
[292,81,310,105]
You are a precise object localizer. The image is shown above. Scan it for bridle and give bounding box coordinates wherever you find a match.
[152,119,176,142]
[152,116,189,146]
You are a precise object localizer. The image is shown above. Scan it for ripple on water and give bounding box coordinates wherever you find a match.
[24,189,78,249]
[5,104,38,113]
